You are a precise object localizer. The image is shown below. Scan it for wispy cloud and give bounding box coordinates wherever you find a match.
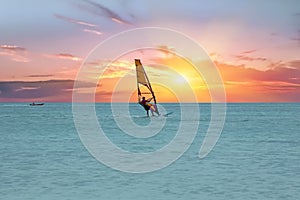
[241,49,257,54]
[79,0,133,25]
[102,66,131,79]
[265,60,285,69]
[83,28,102,35]
[96,60,133,79]
[234,49,267,62]
[54,14,103,36]
[290,36,300,42]
[156,45,176,56]
[0,45,26,51]
[0,44,30,62]
[290,30,300,44]
[44,53,82,61]
[54,14,98,28]
[26,74,54,78]
[235,54,267,62]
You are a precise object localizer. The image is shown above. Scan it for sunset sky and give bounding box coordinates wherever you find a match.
[0,0,299,102]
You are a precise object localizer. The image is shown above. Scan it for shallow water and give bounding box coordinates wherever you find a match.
[0,103,299,199]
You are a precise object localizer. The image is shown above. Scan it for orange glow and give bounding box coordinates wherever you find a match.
[152,56,211,102]
[93,56,212,102]
[128,85,180,103]
[91,55,300,103]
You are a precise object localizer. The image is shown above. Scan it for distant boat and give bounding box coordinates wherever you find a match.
[29,102,44,106]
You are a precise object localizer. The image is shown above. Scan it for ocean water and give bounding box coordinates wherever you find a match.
[0,103,299,200]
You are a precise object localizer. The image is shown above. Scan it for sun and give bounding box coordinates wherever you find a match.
[174,74,188,84]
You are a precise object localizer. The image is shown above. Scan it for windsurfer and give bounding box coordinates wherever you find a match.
[139,96,154,116]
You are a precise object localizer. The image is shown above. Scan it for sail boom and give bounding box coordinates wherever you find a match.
[140,92,153,94]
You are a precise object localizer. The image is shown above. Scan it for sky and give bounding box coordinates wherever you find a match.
[0,0,299,102]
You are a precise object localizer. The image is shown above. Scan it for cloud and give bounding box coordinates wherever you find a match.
[0,45,26,51]
[54,14,98,28]
[0,80,72,100]
[26,74,54,78]
[156,45,176,56]
[95,90,114,102]
[44,53,82,61]
[287,60,300,69]
[0,44,30,62]
[55,53,82,61]
[0,79,95,102]
[241,49,257,54]
[235,54,267,62]
[259,82,300,91]
[215,60,300,101]
[291,36,300,43]
[83,28,102,35]
[54,14,102,36]
[102,66,131,79]
[217,60,300,84]
[82,59,134,79]
[265,60,285,69]
[79,0,133,25]
[290,13,300,43]
[209,52,223,61]
[101,61,133,79]
[290,30,300,43]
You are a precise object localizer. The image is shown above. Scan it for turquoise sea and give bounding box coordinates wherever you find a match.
[0,103,299,199]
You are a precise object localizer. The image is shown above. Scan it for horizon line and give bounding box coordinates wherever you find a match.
[1,101,299,104]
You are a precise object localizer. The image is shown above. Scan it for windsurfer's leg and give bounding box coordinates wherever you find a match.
[150,105,157,116]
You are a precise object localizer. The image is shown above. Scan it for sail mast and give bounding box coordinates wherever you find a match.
[135,59,160,116]
[135,59,156,103]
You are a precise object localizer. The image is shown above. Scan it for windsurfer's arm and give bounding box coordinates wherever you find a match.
[146,97,153,102]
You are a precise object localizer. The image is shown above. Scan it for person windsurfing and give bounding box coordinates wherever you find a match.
[139,96,155,116]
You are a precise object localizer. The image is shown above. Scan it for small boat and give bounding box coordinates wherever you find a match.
[29,102,44,106]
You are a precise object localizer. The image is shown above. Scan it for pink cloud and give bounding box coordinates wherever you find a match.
[235,55,267,62]
[216,60,300,101]
[83,28,102,35]
[44,53,82,61]
[0,44,30,62]
[241,49,257,54]
[0,45,26,51]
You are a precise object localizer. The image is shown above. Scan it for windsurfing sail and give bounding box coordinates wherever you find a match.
[135,59,159,115]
